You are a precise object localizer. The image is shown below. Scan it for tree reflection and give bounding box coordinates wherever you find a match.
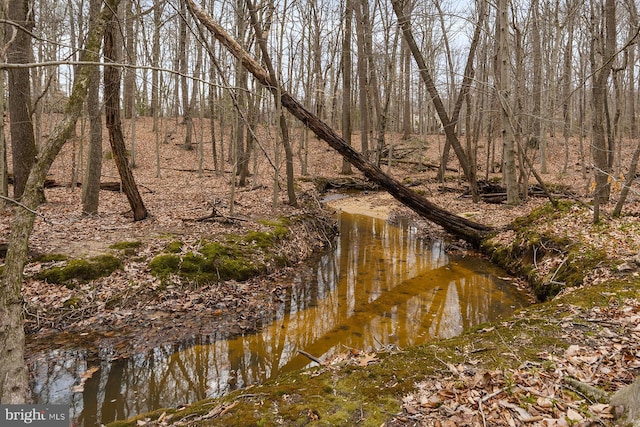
[30,212,528,426]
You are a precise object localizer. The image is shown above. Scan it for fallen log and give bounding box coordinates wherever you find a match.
[185,0,493,247]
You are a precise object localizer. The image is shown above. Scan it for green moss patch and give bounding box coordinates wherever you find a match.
[164,240,183,253]
[483,201,610,301]
[34,254,122,287]
[148,219,292,285]
[33,253,69,263]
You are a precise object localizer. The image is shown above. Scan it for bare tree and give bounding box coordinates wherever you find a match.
[341,0,353,174]
[186,0,493,246]
[590,0,616,222]
[245,0,297,206]
[6,0,37,200]
[82,0,104,215]
[391,0,480,201]
[495,0,519,204]
[179,0,194,150]
[123,0,136,119]
[0,0,113,403]
[0,1,7,204]
[103,0,148,221]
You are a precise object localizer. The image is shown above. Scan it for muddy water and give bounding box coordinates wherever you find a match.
[30,211,530,426]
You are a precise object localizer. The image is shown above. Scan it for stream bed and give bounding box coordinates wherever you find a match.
[30,210,530,426]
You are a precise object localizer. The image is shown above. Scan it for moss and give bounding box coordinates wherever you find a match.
[63,297,81,308]
[483,201,610,301]
[149,219,293,285]
[149,242,263,284]
[164,241,183,253]
[243,230,277,250]
[148,254,180,276]
[33,253,69,263]
[34,254,122,287]
[109,274,640,427]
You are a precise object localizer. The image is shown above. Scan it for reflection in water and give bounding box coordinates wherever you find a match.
[30,212,529,426]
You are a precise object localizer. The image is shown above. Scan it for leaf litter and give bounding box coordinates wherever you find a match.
[2,116,640,425]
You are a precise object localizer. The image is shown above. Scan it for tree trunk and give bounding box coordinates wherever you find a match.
[245,0,297,207]
[531,0,544,173]
[0,2,7,204]
[123,0,135,119]
[103,1,148,221]
[354,1,369,156]
[497,0,519,204]
[590,0,616,221]
[390,0,479,202]
[341,0,353,174]
[82,0,104,215]
[401,31,412,139]
[186,0,493,246]
[151,0,162,130]
[179,0,193,150]
[6,0,37,200]
[0,0,113,403]
[561,0,576,174]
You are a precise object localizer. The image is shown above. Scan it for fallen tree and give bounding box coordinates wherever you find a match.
[185,0,493,247]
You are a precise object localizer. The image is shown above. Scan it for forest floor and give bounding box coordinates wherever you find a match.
[2,115,640,425]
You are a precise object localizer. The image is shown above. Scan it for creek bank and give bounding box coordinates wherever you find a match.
[23,191,337,361]
[107,200,640,427]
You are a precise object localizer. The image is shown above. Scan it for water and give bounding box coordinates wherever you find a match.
[29,211,530,426]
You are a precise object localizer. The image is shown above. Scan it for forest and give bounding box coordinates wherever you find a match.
[1,0,640,425]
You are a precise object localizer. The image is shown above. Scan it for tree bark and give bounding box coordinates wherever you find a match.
[0,0,113,403]
[6,0,37,200]
[103,1,148,221]
[123,0,136,119]
[245,0,297,207]
[82,0,104,215]
[0,2,7,204]
[590,0,616,222]
[179,0,193,150]
[497,0,519,205]
[341,0,353,174]
[390,0,479,202]
[185,0,493,246]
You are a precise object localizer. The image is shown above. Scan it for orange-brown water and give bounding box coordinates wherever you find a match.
[31,212,529,426]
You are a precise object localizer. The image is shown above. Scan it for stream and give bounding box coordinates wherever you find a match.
[29,209,530,426]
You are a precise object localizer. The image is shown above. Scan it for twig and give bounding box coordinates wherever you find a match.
[588,355,605,382]
[298,349,324,365]
[0,194,52,223]
[185,206,248,223]
[478,398,487,427]
[481,387,506,404]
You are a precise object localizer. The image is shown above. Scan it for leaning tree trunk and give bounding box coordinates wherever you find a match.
[390,0,479,202]
[103,2,148,221]
[0,0,114,403]
[185,0,493,247]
